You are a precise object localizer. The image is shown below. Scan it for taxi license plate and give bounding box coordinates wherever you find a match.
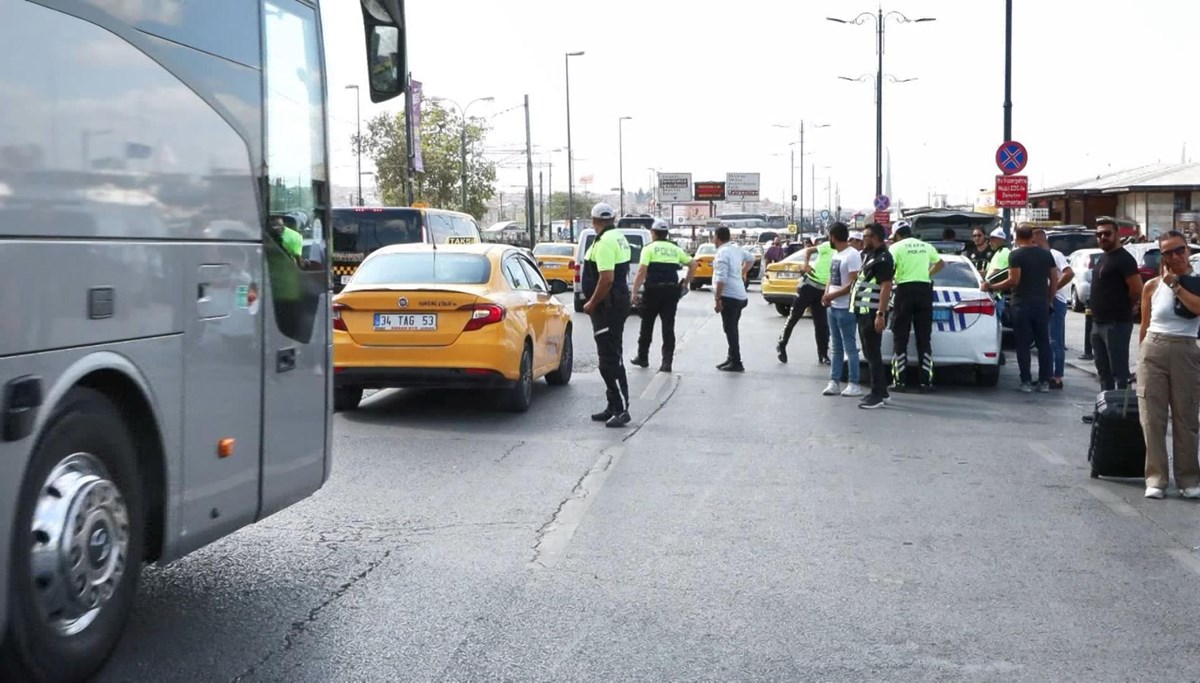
[374,313,437,331]
[778,271,799,279]
[340,275,352,285]
[933,308,952,322]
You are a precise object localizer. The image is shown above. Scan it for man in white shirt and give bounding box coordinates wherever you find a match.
[820,223,863,397]
[1034,229,1074,389]
[712,226,755,372]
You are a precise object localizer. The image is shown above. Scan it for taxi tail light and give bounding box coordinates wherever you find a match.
[332,302,349,331]
[1138,266,1156,280]
[953,299,996,316]
[459,303,506,331]
[571,260,580,282]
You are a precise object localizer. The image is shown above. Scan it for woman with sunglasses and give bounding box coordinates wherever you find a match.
[1137,231,1200,500]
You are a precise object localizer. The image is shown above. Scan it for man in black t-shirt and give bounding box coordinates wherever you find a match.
[963,226,994,273]
[982,226,1060,391]
[1089,217,1143,390]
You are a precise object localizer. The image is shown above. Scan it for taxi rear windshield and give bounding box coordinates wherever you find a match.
[331,209,422,256]
[933,260,982,288]
[352,253,491,285]
[533,244,574,257]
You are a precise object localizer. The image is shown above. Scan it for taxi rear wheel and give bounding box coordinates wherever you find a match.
[774,303,791,317]
[503,344,534,413]
[333,387,362,412]
[546,329,573,386]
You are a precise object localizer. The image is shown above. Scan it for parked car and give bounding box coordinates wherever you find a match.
[881,254,1002,387]
[572,226,652,312]
[1044,226,1098,256]
[1067,248,1104,312]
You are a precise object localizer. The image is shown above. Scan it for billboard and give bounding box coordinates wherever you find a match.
[657,173,692,203]
[725,172,760,201]
[671,202,714,225]
[694,181,726,201]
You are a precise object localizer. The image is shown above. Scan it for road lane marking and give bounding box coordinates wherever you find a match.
[1166,548,1200,576]
[530,446,625,569]
[1029,442,1068,467]
[1083,483,1141,518]
[639,371,669,401]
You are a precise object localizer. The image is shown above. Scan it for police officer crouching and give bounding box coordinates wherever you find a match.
[631,219,696,373]
[581,202,634,428]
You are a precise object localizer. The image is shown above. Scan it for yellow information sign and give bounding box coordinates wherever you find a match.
[787,222,798,235]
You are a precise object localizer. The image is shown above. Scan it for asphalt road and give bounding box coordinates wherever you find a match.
[97,286,1200,681]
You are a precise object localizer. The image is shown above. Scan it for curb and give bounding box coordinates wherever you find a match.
[1066,359,1099,378]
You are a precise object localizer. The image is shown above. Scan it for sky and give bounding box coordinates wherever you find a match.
[322,0,1200,213]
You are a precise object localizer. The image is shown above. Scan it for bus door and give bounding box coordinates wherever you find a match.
[259,0,331,517]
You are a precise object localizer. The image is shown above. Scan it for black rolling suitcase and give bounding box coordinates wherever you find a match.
[1083,389,1145,479]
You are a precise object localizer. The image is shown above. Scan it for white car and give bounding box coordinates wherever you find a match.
[1067,247,1103,312]
[572,227,652,312]
[882,254,1002,387]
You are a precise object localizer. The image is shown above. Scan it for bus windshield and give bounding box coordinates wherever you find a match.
[332,208,423,257]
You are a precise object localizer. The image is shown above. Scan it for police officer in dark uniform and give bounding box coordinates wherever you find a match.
[581,202,633,428]
[631,219,696,373]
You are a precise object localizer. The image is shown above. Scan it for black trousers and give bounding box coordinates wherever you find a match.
[891,282,934,386]
[779,283,829,360]
[590,294,631,412]
[1092,321,1134,391]
[720,297,748,363]
[636,285,681,361]
[858,313,888,398]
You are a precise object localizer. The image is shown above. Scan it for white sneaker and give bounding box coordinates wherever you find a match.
[840,383,864,398]
[1182,487,1200,499]
[1145,487,1166,500]
[822,381,841,396]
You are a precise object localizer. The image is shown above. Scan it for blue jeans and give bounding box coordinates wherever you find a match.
[829,307,860,384]
[1012,301,1052,384]
[1050,298,1067,378]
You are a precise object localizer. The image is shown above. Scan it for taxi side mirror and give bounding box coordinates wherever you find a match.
[549,280,569,295]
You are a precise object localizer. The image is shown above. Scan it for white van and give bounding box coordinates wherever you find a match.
[573,227,652,312]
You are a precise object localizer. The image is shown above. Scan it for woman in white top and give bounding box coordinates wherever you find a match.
[1137,230,1200,499]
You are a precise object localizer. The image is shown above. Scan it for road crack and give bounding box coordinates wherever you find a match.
[230,550,391,682]
[529,449,618,568]
[494,439,525,464]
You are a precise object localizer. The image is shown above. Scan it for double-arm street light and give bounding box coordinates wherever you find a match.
[828,9,935,198]
[618,116,632,216]
[433,95,495,213]
[773,122,829,227]
[564,51,585,239]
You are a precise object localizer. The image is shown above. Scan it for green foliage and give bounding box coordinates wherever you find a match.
[546,191,594,222]
[354,99,496,218]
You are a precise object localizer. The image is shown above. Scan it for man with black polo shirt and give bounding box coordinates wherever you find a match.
[631,219,696,373]
[851,223,894,409]
[982,226,1059,392]
[1090,217,1143,390]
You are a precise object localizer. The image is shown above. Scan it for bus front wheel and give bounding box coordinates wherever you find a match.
[2,387,144,683]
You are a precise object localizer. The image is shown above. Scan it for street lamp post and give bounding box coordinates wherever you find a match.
[564,51,585,240]
[618,116,632,216]
[434,96,495,214]
[345,85,363,206]
[774,122,829,229]
[828,9,935,198]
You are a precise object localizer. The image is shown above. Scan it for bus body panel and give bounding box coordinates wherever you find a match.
[1,0,335,646]
[0,337,187,640]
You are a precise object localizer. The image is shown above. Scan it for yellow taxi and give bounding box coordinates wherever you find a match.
[333,243,573,413]
[531,242,576,287]
[761,250,809,316]
[689,242,717,290]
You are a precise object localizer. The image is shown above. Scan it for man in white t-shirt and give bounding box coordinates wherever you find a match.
[820,223,863,397]
[712,226,756,372]
[1034,229,1074,389]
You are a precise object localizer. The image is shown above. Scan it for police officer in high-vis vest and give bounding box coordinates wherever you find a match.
[777,237,834,364]
[851,223,895,409]
[631,219,696,373]
[581,203,633,428]
[888,221,944,391]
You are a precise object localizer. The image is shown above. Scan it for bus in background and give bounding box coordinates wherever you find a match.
[331,206,482,291]
[0,1,406,680]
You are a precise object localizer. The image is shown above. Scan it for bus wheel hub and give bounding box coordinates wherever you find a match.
[30,453,130,636]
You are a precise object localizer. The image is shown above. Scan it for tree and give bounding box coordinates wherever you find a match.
[354,100,496,218]
[546,191,594,223]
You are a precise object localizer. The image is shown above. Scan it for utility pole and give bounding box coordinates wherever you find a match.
[564,51,584,240]
[538,171,544,238]
[524,94,536,248]
[1002,0,1013,237]
[800,122,805,229]
[618,116,632,215]
[345,85,362,206]
[403,72,415,205]
[789,146,796,222]
[875,6,884,198]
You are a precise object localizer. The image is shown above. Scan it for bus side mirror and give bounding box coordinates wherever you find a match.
[360,0,407,103]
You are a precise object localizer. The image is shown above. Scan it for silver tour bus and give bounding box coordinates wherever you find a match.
[0,0,407,680]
